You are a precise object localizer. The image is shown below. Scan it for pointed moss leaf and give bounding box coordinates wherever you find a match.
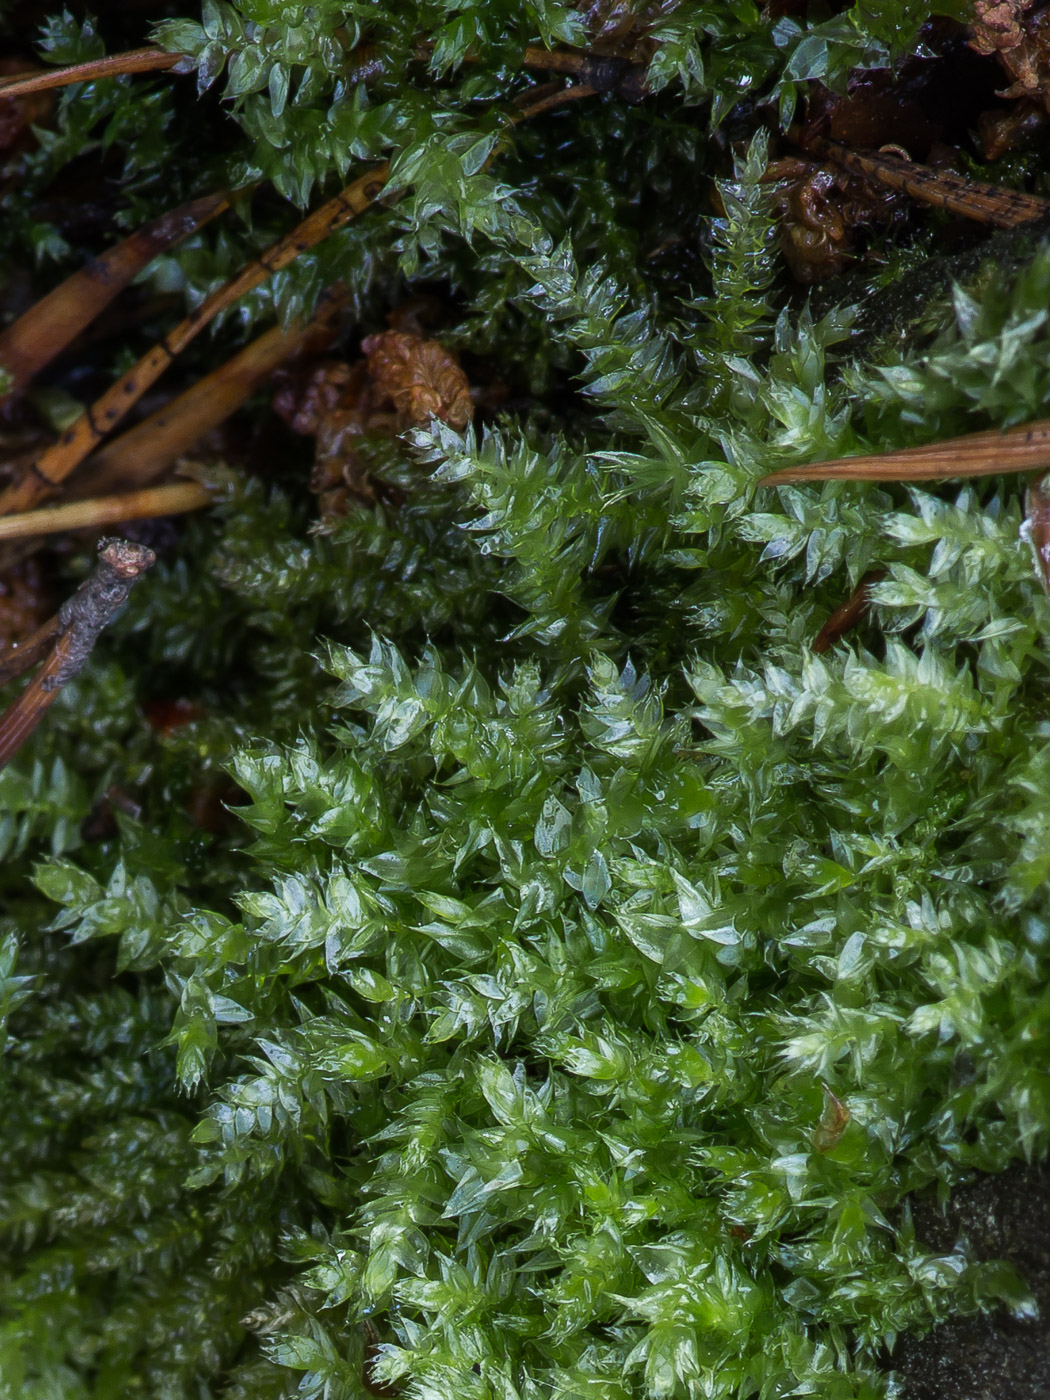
[535,795,572,858]
[32,859,102,910]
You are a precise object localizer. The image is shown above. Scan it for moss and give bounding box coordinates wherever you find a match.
[1,3,1049,1398]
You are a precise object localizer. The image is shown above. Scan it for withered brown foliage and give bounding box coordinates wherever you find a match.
[362,331,473,432]
[273,329,473,520]
[767,154,908,283]
[970,0,1050,104]
[772,75,944,282]
[969,0,1050,152]
[575,0,677,61]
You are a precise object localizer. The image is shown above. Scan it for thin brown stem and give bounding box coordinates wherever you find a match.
[758,418,1050,486]
[0,539,155,769]
[0,615,62,687]
[512,82,597,121]
[77,284,348,496]
[0,480,212,542]
[522,46,590,76]
[812,569,888,654]
[0,164,389,517]
[0,634,74,768]
[0,48,179,100]
[796,132,1050,228]
[0,190,231,400]
[0,72,601,522]
[521,46,647,101]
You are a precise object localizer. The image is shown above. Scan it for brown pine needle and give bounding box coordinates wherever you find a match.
[0,75,601,525]
[759,419,1050,486]
[77,285,348,496]
[799,133,1050,228]
[0,48,179,100]
[0,615,62,687]
[0,480,213,543]
[520,47,647,101]
[812,569,888,654]
[0,633,75,767]
[512,82,596,121]
[0,190,231,399]
[0,163,390,518]
[0,539,155,770]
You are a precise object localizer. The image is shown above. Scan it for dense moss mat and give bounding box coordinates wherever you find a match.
[2,4,1050,1398]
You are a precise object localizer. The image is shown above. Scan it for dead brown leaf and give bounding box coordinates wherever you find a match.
[970,0,1035,58]
[813,1084,851,1153]
[767,155,907,284]
[361,331,473,431]
[970,0,1050,111]
[273,326,472,520]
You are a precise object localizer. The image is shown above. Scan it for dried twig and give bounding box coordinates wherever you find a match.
[795,132,1050,228]
[520,46,647,101]
[0,480,212,543]
[0,614,62,687]
[0,191,231,400]
[77,284,348,496]
[0,539,155,769]
[759,419,1050,486]
[0,48,179,99]
[0,67,604,521]
[0,165,390,517]
[512,82,597,120]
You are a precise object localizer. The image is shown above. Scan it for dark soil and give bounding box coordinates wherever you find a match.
[894,1161,1050,1400]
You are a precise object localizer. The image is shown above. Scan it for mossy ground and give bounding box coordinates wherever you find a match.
[1,5,1050,1400]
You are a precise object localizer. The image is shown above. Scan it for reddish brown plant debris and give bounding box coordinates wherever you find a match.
[759,416,1050,485]
[776,68,975,282]
[813,1084,851,1153]
[767,155,908,283]
[0,538,155,770]
[970,0,1036,59]
[0,163,389,521]
[799,74,941,157]
[798,132,1050,227]
[977,96,1049,157]
[362,331,474,431]
[273,358,362,438]
[273,327,473,520]
[812,569,888,654]
[575,0,675,62]
[970,0,1050,110]
[273,358,393,514]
